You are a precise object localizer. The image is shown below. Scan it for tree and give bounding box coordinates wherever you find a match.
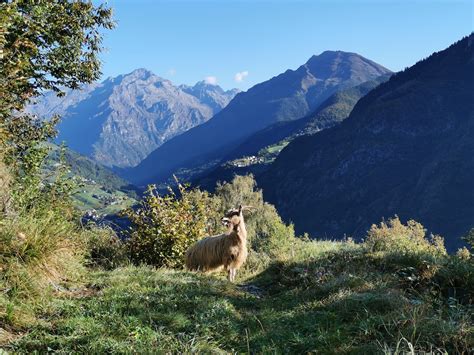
[0,0,114,208]
[0,0,114,119]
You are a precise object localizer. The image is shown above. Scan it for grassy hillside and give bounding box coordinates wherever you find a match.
[4,235,473,353]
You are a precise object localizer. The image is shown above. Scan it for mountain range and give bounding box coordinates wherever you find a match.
[127,51,392,185]
[260,35,474,251]
[194,74,392,191]
[27,69,239,168]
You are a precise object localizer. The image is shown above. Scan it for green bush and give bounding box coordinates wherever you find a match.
[463,228,474,251]
[122,175,296,270]
[84,226,129,270]
[365,216,446,256]
[456,247,471,260]
[434,255,474,305]
[215,174,296,256]
[123,182,221,268]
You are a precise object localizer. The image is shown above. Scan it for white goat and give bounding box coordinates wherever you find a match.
[185,205,250,282]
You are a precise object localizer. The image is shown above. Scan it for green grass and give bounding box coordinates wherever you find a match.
[263,140,289,155]
[4,240,473,354]
[73,185,135,215]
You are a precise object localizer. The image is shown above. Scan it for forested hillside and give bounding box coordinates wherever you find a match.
[262,35,474,251]
[44,144,137,216]
[194,74,391,190]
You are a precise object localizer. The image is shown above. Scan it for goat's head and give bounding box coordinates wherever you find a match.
[221,205,255,228]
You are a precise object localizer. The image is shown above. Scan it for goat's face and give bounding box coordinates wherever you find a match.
[222,205,255,229]
[222,207,242,227]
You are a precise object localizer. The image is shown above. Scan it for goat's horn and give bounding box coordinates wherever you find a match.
[241,205,256,211]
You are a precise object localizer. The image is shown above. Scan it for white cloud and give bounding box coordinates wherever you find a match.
[234,71,249,83]
[204,76,218,85]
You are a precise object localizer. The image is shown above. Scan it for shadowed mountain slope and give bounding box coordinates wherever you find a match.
[224,74,392,161]
[261,35,474,251]
[193,75,391,191]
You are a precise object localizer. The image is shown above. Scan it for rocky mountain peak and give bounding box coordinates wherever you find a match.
[27,70,239,168]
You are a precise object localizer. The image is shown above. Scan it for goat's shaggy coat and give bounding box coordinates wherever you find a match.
[185,207,248,282]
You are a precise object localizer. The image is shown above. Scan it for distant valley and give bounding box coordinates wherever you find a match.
[44,144,138,219]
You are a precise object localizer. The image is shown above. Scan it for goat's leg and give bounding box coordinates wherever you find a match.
[225,263,232,281]
[230,268,237,282]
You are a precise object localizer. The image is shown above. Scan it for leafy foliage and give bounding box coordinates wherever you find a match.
[0,0,115,338]
[463,228,474,250]
[0,0,114,210]
[1,115,60,211]
[456,247,471,260]
[366,216,446,256]
[214,174,295,255]
[124,182,221,268]
[0,0,114,118]
[123,174,295,268]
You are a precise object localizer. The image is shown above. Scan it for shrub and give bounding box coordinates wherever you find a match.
[123,182,221,268]
[365,216,446,256]
[456,247,471,261]
[122,175,296,269]
[463,228,474,251]
[215,174,295,256]
[84,226,129,270]
[434,256,474,305]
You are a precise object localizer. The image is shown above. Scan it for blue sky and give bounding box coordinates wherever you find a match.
[99,0,473,90]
